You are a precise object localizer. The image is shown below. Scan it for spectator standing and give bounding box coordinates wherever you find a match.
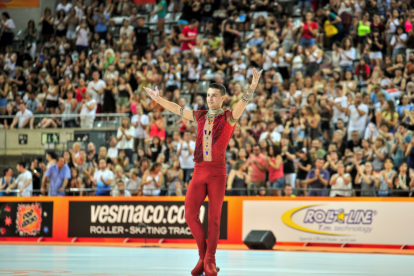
[15,162,33,197]
[94,4,110,39]
[376,158,396,197]
[61,90,77,128]
[355,162,376,197]
[0,12,16,49]
[331,85,348,128]
[45,77,59,113]
[115,180,131,197]
[150,0,167,36]
[180,19,198,52]
[329,162,352,197]
[227,160,249,196]
[149,109,166,142]
[87,71,106,114]
[131,105,149,152]
[0,168,15,196]
[79,90,97,129]
[92,159,113,196]
[267,146,284,196]
[3,45,17,78]
[42,157,71,196]
[347,93,368,139]
[23,20,38,59]
[10,102,33,129]
[305,158,330,196]
[133,16,150,58]
[392,123,411,168]
[281,136,297,188]
[222,11,239,51]
[0,75,9,113]
[30,159,43,196]
[368,137,388,172]
[38,7,55,44]
[75,18,89,53]
[107,136,118,161]
[296,148,312,196]
[299,12,317,48]
[259,121,281,144]
[126,169,142,196]
[147,136,163,163]
[246,144,268,195]
[141,162,163,196]
[393,162,411,197]
[117,117,134,161]
[177,131,196,188]
[56,0,72,14]
[167,160,183,196]
[338,38,356,79]
[390,26,407,59]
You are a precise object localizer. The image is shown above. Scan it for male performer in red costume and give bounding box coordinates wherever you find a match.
[144,68,262,276]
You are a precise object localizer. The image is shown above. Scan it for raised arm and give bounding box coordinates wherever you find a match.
[227,68,263,126]
[143,86,196,121]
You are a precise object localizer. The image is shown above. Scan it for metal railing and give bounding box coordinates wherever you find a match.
[0,113,129,129]
[1,187,411,197]
[0,111,184,129]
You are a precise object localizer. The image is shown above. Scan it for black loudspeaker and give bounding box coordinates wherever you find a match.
[243,230,276,250]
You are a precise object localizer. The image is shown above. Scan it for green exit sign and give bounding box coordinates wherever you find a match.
[41,133,60,145]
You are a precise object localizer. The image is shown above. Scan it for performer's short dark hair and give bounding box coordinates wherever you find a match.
[208,83,226,96]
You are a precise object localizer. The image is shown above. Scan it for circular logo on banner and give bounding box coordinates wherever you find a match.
[0,0,13,3]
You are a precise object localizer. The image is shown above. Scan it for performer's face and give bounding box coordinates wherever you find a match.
[206,88,225,110]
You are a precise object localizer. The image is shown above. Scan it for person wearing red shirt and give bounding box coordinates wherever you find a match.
[355,59,371,83]
[246,144,269,195]
[299,12,318,48]
[180,19,198,51]
[144,69,263,276]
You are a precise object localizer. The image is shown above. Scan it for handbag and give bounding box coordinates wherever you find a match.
[324,20,338,37]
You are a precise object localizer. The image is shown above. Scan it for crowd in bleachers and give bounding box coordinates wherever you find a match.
[1,0,414,197]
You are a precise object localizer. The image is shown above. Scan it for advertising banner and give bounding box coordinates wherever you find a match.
[0,202,53,237]
[69,201,228,239]
[243,200,414,245]
[0,0,39,9]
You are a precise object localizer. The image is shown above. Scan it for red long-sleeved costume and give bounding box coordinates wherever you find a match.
[184,110,236,265]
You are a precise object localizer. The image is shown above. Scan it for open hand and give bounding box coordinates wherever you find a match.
[252,68,263,85]
[143,86,160,101]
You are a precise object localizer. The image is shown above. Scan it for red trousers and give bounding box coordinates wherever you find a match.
[185,161,227,264]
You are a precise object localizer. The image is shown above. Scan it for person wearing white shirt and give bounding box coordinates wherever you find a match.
[232,58,247,83]
[93,159,114,196]
[87,71,106,111]
[79,90,96,129]
[75,18,89,53]
[347,93,368,140]
[15,162,33,197]
[107,136,118,160]
[331,85,348,125]
[390,26,408,59]
[329,162,352,197]
[56,0,72,15]
[116,117,135,161]
[259,121,281,145]
[176,131,196,187]
[112,180,132,197]
[131,105,149,151]
[10,101,33,129]
[338,38,355,79]
[262,43,277,71]
[1,12,16,47]
[120,19,134,39]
